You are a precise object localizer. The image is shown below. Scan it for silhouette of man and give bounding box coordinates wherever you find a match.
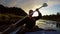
[19,9,42,34]
[25,8,42,30]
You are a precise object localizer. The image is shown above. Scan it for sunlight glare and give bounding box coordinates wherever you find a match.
[32,11,39,17]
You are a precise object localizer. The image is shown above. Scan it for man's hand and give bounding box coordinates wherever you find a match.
[35,8,39,11]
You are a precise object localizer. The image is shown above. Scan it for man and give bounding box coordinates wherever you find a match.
[25,8,42,30]
[19,9,42,34]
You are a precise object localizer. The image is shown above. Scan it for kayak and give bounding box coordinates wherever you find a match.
[25,29,60,34]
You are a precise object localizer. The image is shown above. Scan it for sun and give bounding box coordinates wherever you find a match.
[32,11,39,17]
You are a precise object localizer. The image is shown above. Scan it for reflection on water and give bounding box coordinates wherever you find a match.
[36,19,60,31]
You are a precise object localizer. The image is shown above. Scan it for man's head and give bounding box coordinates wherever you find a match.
[29,10,33,16]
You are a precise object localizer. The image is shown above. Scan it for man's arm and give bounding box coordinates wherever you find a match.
[35,8,42,20]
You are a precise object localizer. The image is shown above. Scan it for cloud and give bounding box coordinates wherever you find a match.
[0,0,13,6]
[47,0,60,7]
[7,0,17,7]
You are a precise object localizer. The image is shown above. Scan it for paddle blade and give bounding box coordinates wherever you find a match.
[42,3,48,7]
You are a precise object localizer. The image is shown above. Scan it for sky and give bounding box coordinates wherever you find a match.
[0,0,60,16]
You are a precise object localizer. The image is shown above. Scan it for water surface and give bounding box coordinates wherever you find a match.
[36,19,60,31]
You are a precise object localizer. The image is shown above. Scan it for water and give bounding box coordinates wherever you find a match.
[25,19,60,34]
[36,19,60,31]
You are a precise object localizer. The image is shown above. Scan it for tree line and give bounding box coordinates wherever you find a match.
[0,4,27,25]
[0,4,27,16]
[42,12,60,22]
